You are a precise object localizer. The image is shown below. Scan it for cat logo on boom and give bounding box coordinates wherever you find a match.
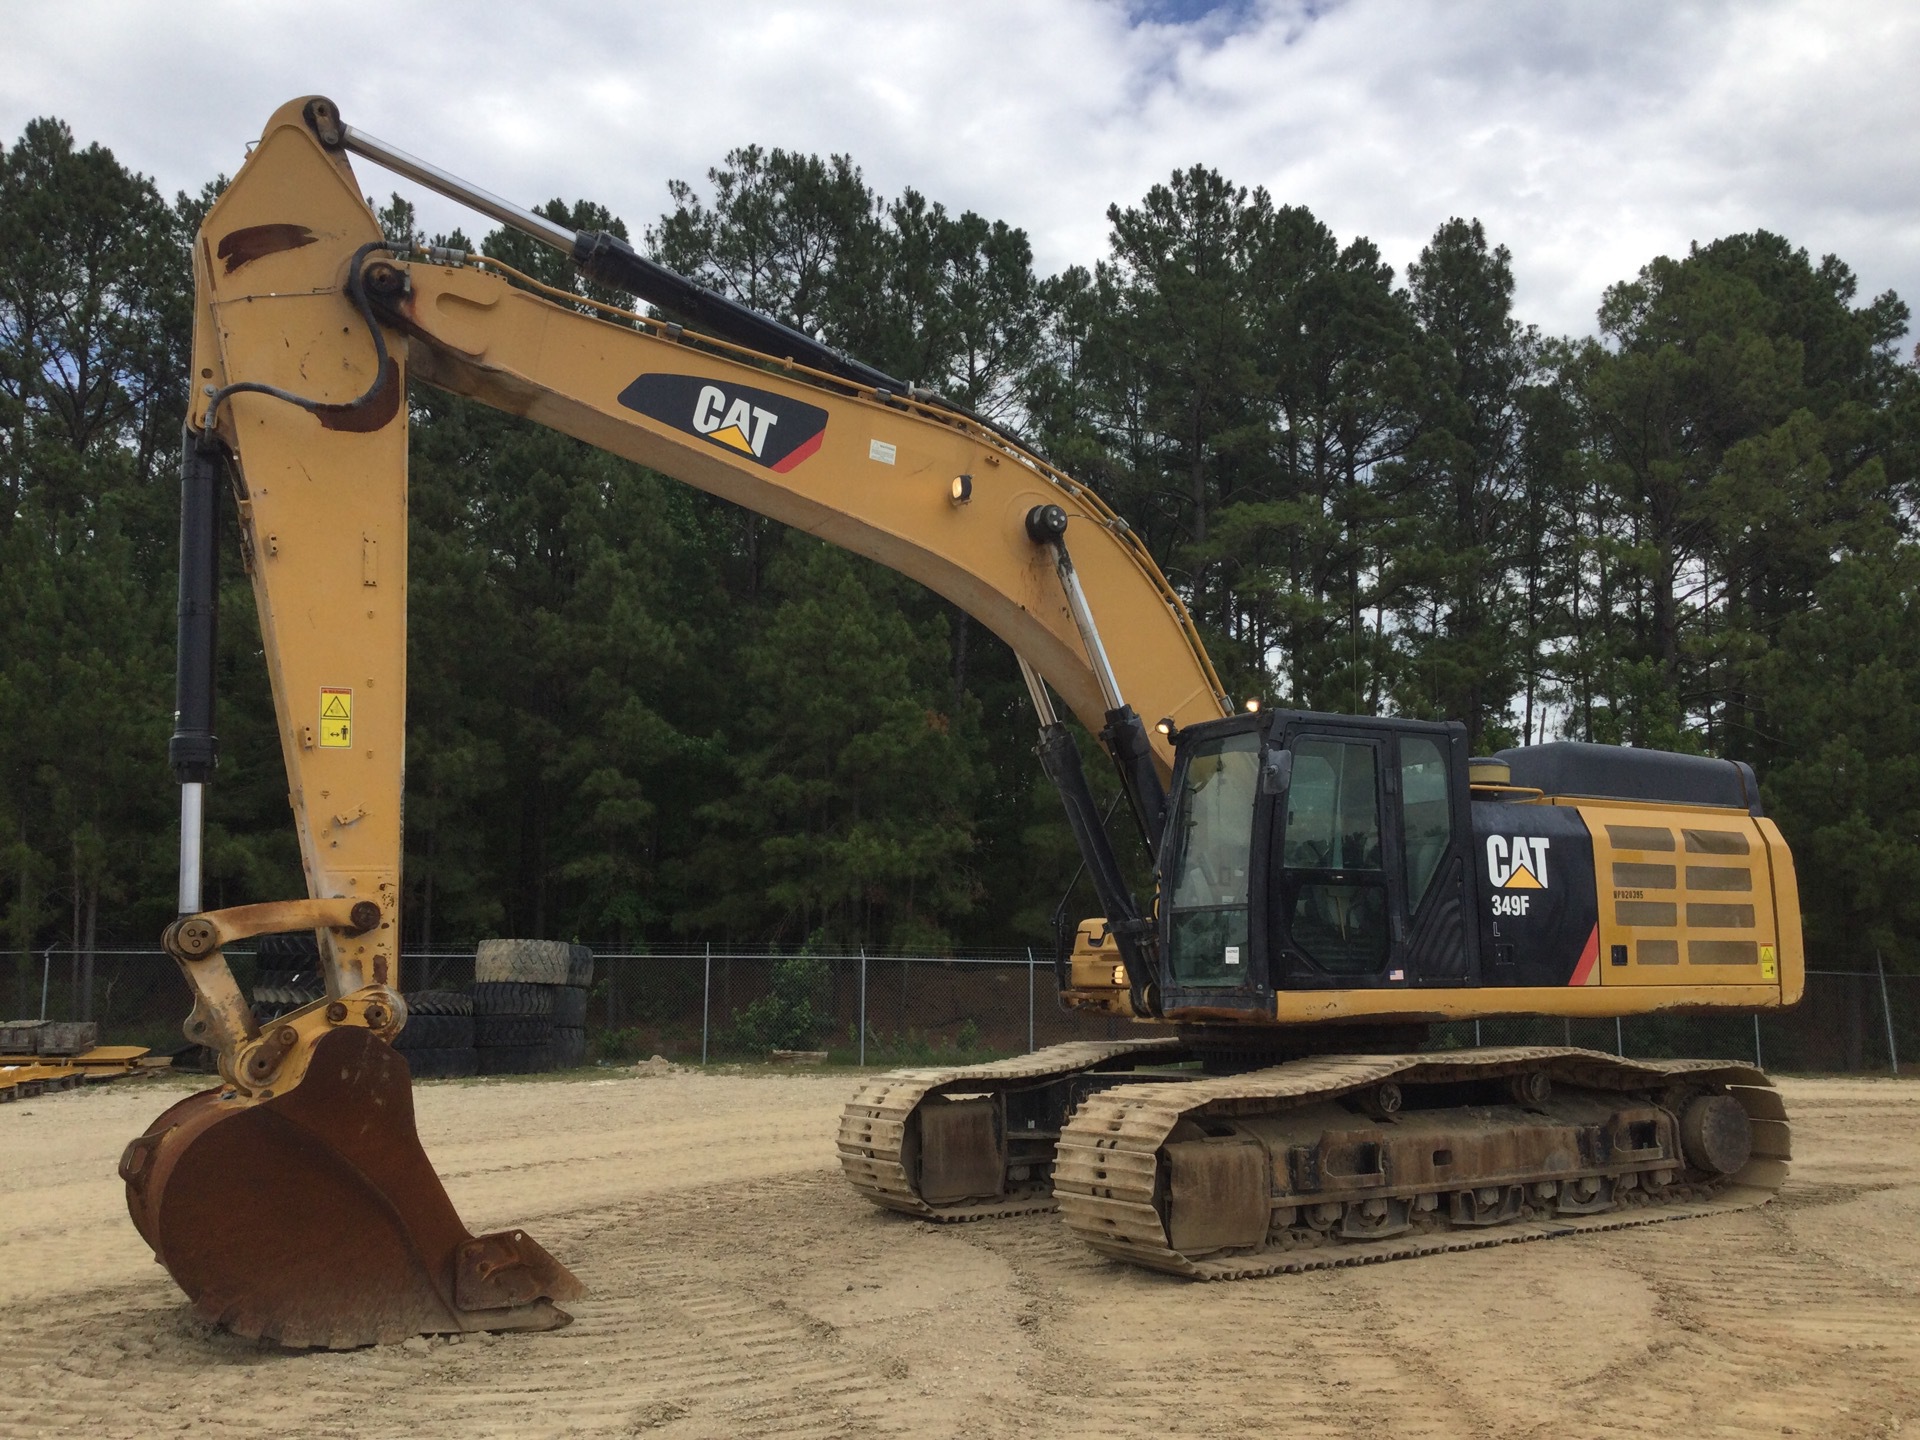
[617,373,829,474]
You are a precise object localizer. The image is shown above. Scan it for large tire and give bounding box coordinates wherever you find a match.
[548,1026,588,1070]
[552,986,589,1028]
[478,1044,552,1076]
[252,934,324,1009]
[565,944,594,988]
[405,990,473,1017]
[251,969,324,1008]
[255,932,320,962]
[474,1014,554,1048]
[475,939,572,985]
[395,1013,474,1051]
[404,1047,479,1080]
[471,981,555,1017]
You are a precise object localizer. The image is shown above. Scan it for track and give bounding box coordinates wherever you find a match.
[836,1037,1187,1219]
[1053,1045,1790,1278]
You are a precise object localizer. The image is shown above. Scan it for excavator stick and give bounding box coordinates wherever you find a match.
[122,99,587,1347]
[122,1027,582,1347]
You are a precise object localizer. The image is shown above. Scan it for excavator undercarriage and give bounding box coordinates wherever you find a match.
[840,1039,1788,1277]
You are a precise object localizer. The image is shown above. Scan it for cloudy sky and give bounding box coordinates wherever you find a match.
[6,0,1916,341]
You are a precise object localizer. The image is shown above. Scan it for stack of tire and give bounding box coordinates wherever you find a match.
[472,940,593,1075]
[253,931,479,1079]
[250,932,326,1024]
[393,990,477,1078]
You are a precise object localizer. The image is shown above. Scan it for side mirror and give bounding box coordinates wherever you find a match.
[1259,748,1293,797]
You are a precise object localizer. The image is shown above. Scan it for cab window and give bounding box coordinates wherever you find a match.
[1281,737,1388,975]
[1399,736,1452,911]
[1164,732,1260,987]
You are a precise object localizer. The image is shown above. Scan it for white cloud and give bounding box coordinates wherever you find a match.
[3,0,1914,339]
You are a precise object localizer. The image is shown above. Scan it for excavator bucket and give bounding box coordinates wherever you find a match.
[120,1027,582,1348]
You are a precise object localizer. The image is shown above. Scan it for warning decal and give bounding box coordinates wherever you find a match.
[320,687,353,748]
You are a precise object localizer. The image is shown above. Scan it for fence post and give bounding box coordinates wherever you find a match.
[859,948,867,1068]
[1474,1019,1481,1047]
[701,942,711,1066]
[1754,1014,1764,1070]
[1021,952,1036,1052]
[1615,1016,1624,1057]
[1877,949,1900,1077]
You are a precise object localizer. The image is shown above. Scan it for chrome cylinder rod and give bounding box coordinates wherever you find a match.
[1053,549,1126,714]
[1016,655,1061,728]
[340,125,577,255]
[178,782,204,915]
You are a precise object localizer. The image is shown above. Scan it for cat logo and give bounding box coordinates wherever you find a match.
[617,373,829,473]
[1486,834,1550,890]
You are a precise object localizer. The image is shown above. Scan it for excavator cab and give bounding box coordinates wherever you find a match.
[1158,712,1478,1015]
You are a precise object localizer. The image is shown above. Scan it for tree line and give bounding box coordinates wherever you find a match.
[4,116,1918,1009]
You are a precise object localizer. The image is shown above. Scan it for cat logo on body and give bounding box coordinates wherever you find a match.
[1487,834,1550,917]
[616,373,829,473]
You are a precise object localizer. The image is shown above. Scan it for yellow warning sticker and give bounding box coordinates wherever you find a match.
[1760,944,1777,981]
[319,687,353,748]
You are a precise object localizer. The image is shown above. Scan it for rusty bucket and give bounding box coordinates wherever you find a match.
[121,1026,582,1348]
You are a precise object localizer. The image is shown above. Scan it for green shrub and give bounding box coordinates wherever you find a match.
[731,953,829,1052]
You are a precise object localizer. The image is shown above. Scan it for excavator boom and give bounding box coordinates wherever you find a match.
[130,96,1226,1346]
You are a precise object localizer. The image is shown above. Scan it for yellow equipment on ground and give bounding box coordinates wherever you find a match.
[130,98,1799,1347]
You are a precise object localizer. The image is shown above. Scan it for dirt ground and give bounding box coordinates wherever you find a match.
[1,1068,1916,1440]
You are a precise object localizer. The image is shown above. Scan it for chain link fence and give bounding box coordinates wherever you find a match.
[7,947,1916,1074]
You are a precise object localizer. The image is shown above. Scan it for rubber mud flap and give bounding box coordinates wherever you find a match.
[1164,1141,1268,1256]
[119,1027,582,1347]
[915,1096,1005,1205]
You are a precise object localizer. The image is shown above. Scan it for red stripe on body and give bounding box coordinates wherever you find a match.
[770,428,826,473]
[1568,925,1600,986]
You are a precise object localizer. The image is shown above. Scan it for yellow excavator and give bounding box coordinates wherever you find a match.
[126,97,1798,1344]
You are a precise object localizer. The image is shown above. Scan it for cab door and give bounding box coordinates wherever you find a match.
[1268,729,1405,988]
[1157,724,1271,1012]
[1394,728,1477,985]
[1265,720,1477,991]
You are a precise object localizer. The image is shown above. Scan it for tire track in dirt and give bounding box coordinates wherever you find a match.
[5,1075,1920,1439]
[0,1177,910,1440]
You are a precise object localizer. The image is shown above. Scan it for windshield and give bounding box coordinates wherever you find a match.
[1164,732,1260,987]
